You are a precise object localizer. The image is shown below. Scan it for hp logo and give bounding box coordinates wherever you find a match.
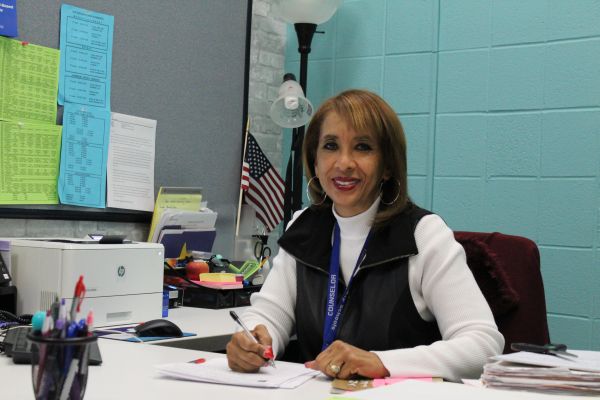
[117,265,126,277]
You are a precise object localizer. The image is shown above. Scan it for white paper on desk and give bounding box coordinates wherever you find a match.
[493,350,600,372]
[107,112,157,211]
[155,357,319,389]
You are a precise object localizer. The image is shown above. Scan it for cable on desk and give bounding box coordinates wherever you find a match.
[93,328,145,343]
[0,310,32,325]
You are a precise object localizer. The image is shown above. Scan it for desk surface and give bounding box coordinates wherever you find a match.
[0,307,586,399]
[150,306,247,351]
[2,339,586,400]
[1,337,333,400]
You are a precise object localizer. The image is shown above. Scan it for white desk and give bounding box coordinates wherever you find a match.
[2,337,332,400]
[0,307,586,399]
[2,339,586,400]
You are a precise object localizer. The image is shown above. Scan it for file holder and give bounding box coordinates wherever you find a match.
[159,229,217,259]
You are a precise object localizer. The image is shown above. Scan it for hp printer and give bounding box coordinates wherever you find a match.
[6,238,164,326]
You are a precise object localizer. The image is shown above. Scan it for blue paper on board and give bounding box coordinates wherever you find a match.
[57,103,111,208]
[0,0,18,37]
[58,4,114,108]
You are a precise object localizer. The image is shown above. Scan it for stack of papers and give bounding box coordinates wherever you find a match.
[147,187,216,253]
[151,207,218,258]
[155,357,320,389]
[151,208,218,243]
[481,350,600,395]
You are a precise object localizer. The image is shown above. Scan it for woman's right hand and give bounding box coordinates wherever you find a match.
[226,324,273,372]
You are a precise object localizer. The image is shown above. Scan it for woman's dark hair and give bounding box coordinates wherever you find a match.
[303,89,409,226]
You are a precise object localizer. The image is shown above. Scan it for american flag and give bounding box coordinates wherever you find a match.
[242,133,284,232]
[241,161,250,190]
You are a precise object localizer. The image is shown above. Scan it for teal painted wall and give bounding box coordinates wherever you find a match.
[283,0,600,349]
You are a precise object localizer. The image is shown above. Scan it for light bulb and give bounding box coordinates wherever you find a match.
[272,0,341,25]
[284,96,299,110]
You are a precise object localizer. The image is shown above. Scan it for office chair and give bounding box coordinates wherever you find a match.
[454,231,550,353]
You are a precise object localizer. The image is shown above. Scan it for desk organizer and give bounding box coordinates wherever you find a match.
[182,285,261,309]
[28,333,97,400]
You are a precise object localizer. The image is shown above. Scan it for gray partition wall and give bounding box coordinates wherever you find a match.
[1,1,251,254]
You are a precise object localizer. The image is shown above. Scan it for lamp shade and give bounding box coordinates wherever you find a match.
[270,76,313,128]
[272,0,341,24]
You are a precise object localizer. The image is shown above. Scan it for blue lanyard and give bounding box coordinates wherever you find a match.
[321,222,370,351]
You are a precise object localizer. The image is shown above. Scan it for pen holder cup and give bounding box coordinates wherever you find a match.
[27,333,97,400]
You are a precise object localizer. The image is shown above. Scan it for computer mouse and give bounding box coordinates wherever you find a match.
[134,319,183,338]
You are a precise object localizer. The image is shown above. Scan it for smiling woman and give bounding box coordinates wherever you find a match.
[312,112,386,218]
[226,89,504,383]
[303,90,409,226]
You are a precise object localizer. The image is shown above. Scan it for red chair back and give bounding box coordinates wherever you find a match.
[454,231,550,353]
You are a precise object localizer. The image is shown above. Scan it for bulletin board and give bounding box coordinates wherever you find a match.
[0,0,251,240]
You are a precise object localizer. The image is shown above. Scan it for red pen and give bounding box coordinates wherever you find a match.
[86,310,94,336]
[70,276,86,321]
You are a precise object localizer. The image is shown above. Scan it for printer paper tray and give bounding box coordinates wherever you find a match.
[79,292,163,327]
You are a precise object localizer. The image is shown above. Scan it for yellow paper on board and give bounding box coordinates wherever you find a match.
[0,121,62,204]
[0,37,60,124]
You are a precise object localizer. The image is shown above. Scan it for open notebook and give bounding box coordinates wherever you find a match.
[155,357,319,389]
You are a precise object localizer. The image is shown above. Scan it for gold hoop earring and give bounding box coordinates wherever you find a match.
[306,176,327,206]
[379,179,400,206]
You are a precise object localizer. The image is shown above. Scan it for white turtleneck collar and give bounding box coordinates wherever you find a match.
[332,197,380,239]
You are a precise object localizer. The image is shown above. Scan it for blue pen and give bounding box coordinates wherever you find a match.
[61,321,78,376]
[56,322,80,399]
[67,321,78,338]
[77,318,88,337]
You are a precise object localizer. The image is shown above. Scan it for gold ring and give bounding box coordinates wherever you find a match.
[329,363,341,374]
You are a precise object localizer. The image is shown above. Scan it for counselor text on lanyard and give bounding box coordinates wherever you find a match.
[322,222,370,350]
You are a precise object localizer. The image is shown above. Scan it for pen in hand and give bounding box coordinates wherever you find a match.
[229,311,276,368]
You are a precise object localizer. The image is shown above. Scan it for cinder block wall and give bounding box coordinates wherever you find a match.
[283,0,600,349]
[248,0,287,171]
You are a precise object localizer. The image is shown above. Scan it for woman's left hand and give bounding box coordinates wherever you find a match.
[305,340,390,379]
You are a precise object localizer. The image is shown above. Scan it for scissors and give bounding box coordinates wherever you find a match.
[511,343,578,359]
[253,235,271,261]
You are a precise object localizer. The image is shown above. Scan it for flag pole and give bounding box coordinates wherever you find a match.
[235,118,251,236]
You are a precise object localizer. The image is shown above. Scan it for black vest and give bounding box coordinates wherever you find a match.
[277,204,442,362]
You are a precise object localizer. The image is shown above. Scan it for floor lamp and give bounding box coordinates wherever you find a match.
[270,0,341,228]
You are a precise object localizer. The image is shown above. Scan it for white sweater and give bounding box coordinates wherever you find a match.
[242,199,504,382]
